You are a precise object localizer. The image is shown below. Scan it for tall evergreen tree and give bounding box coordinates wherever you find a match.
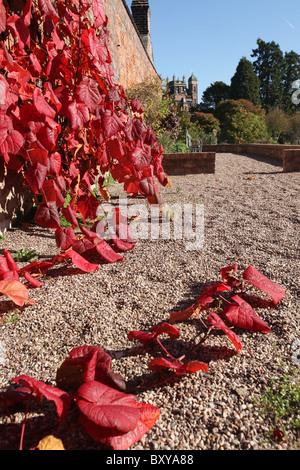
[230,57,261,105]
[282,50,300,114]
[251,38,286,110]
[199,81,231,112]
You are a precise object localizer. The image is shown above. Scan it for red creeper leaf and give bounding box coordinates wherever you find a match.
[223,295,271,333]
[220,264,242,288]
[148,357,209,375]
[56,345,126,391]
[13,375,69,420]
[76,381,139,437]
[37,0,59,20]
[76,194,99,224]
[242,266,285,305]
[128,323,180,345]
[206,311,243,352]
[67,101,89,130]
[24,162,48,194]
[77,76,101,112]
[100,403,160,451]
[131,97,143,114]
[127,330,157,345]
[55,227,77,251]
[0,280,35,306]
[0,0,6,33]
[150,322,181,341]
[33,87,56,120]
[54,249,99,273]
[92,0,107,28]
[34,201,61,229]
[0,115,24,161]
[169,303,202,324]
[76,381,159,450]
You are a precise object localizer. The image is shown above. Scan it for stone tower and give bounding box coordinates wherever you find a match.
[188,74,198,108]
[167,73,198,111]
[131,0,154,63]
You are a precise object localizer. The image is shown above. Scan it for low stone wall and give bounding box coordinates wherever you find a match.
[162,152,216,175]
[0,161,33,235]
[202,144,300,172]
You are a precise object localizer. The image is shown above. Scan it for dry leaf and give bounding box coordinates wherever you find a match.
[37,435,65,450]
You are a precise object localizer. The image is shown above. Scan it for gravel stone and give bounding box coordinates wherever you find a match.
[0,153,299,450]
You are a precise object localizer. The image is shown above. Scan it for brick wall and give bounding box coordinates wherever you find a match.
[202,144,300,172]
[283,150,300,172]
[162,153,216,175]
[102,0,159,89]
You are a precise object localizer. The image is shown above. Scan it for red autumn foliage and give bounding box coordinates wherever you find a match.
[13,375,69,420]
[127,322,180,345]
[223,294,271,333]
[147,357,209,376]
[75,380,159,450]
[0,0,169,275]
[206,311,243,352]
[56,345,126,391]
[0,0,288,450]
[1,346,160,450]
[0,263,286,449]
[242,265,285,305]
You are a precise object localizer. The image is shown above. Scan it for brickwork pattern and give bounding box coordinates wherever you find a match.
[202,144,300,172]
[162,153,216,175]
[102,0,158,89]
[283,150,300,172]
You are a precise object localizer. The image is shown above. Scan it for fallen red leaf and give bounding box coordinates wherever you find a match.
[0,279,35,306]
[148,357,209,375]
[76,381,140,438]
[220,264,242,288]
[206,311,243,352]
[223,294,271,333]
[242,266,285,305]
[13,375,69,419]
[54,249,99,273]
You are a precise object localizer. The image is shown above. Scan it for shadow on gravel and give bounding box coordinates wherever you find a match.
[0,300,28,319]
[241,154,283,168]
[106,338,238,396]
[0,403,104,450]
[244,170,283,175]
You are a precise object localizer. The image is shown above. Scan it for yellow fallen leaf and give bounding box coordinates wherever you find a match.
[37,435,65,450]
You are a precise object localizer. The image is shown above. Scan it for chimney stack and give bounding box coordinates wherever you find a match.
[131,1,154,63]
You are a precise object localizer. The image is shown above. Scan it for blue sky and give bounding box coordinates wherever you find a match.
[125,0,300,102]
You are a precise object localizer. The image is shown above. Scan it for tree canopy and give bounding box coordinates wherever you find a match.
[251,38,286,110]
[199,81,231,112]
[230,57,261,106]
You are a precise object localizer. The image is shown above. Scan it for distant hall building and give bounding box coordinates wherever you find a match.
[167,74,198,111]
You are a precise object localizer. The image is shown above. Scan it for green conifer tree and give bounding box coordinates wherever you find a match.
[230,57,261,105]
[282,50,300,114]
[251,38,286,110]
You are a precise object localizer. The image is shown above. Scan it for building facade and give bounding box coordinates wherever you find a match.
[167,74,198,111]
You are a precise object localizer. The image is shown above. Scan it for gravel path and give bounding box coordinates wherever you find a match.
[0,152,299,451]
